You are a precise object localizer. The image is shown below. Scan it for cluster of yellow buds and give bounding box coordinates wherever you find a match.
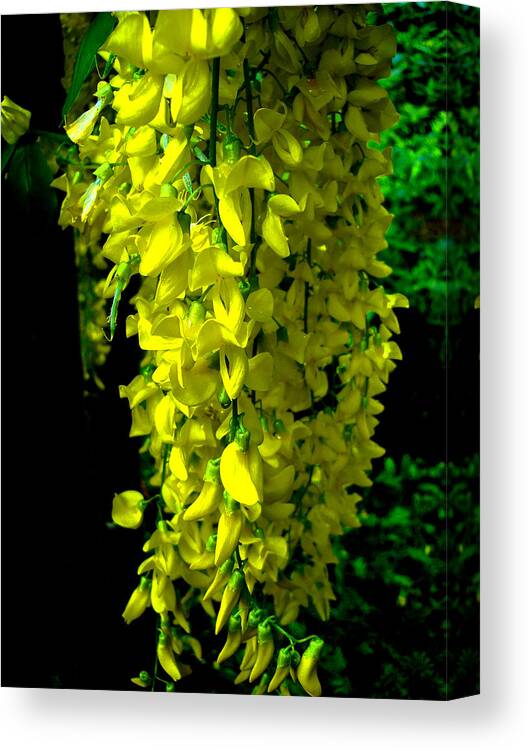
[55,6,407,696]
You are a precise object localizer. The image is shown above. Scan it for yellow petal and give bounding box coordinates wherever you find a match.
[65,100,104,143]
[183,481,222,521]
[246,289,274,322]
[122,583,150,624]
[125,125,157,157]
[137,196,180,222]
[262,208,290,258]
[157,640,182,682]
[267,194,303,218]
[145,130,189,189]
[173,58,210,126]
[195,319,239,356]
[264,465,296,502]
[219,191,247,246]
[155,250,193,306]
[253,105,286,144]
[169,360,218,407]
[212,278,245,333]
[104,11,152,69]
[215,508,243,566]
[128,155,158,191]
[220,442,262,506]
[114,73,163,127]
[169,445,188,481]
[220,345,248,400]
[139,216,185,277]
[224,155,275,194]
[154,393,176,443]
[209,8,243,57]
[112,490,144,529]
[189,248,244,291]
[344,105,371,141]
[272,129,303,167]
[246,352,274,391]
[1,95,31,145]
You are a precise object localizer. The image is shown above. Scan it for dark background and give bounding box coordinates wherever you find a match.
[1,8,479,697]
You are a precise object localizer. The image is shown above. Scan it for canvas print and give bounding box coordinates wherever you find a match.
[1,3,479,699]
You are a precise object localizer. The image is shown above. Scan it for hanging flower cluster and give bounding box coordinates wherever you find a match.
[55,5,407,696]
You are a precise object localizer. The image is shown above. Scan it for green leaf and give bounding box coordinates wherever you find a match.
[322,646,347,674]
[1,142,16,173]
[62,12,116,119]
[6,142,57,216]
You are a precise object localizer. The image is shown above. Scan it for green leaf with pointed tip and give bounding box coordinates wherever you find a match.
[62,12,116,119]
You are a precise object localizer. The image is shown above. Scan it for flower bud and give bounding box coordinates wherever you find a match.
[206,533,218,552]
[247,607,264,629]
[235,423,250,452]
[297,637,324,697]
[267,646,292,692]
[95,81,113,101]
[215,568,245,634]
[249,622,274,682]
[223,134,242,164]
[259,414,270,432]
[203,457,221,483]
[93,162,113,183]
[217,388,231,408]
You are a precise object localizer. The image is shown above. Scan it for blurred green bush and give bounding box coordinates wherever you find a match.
[378,2,480,327]
[320,454,479,699]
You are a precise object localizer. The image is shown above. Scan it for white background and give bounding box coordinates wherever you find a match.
[1,0,528,748]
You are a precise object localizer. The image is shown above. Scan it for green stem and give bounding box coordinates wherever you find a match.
[269,621,296,645]
[294,634,321,645]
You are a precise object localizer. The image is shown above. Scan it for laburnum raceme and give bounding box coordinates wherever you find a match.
[55,5,408,696]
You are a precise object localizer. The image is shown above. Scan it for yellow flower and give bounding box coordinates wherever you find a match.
[220,441,263,507]
[112,490,145,529]
[202,156,275,246]
[122,577,151,624]
[153,8,243,62]
[1,96,31,144]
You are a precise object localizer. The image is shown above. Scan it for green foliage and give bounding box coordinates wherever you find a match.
[377,2,479,326]
[315,454,479,699]
[62,12,116,118]
[4,140,57,218]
